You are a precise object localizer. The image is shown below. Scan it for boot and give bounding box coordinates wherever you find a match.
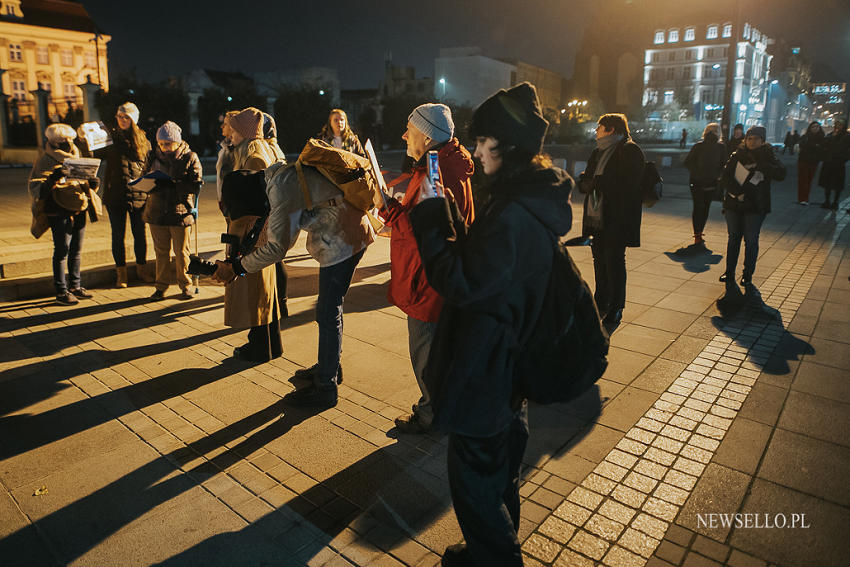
[136,262,154,283]
[694,233,705,246]
[116,266,128,288]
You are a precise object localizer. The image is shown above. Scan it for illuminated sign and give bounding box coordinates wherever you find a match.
[791,47,800,54]
[812,83,846,95]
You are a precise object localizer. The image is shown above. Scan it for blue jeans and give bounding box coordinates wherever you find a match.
[107,203,147,267]
[724,210,766,278]
[315,249,365,388]
[49,213,87,294]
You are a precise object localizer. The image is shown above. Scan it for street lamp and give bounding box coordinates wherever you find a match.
[439,77,446,100]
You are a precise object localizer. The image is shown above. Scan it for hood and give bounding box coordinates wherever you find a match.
[497,167,573,237]
[412,137,474,178]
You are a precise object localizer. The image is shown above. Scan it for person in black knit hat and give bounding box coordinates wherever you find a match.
[407,81,573,566]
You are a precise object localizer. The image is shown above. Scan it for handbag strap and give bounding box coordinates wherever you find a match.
[294,161,314,210]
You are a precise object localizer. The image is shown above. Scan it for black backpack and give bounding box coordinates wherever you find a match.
[512,205,610,404]
[641,161,663,207]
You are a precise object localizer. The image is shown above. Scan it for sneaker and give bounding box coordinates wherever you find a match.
[70,287,93,299]
[55,292,79,306]
[741,272,752,285]
[394,413,431,434]
[289,364,343,385]
[283,384,337,408]
[719,273,731,283]
[797,201,809,206]
[177,291,193,300]
[150,289,165,301]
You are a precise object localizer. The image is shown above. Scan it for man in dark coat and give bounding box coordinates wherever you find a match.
[818,118,849,210]
[684,122,726,246]
[409,82,573,566]
[579,113,645,332]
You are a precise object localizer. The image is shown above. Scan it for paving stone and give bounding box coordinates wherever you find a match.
[632,359,689,393]
[555,500,593,526]
[678,464,750,540]
[691,534,730,562]
[777,390,850,447]
[581,473,617,496]
[682,552,723,566]
[726,549,768,567]
[603,544,647,567]
[655,539,687,564]
[538,515,578,544]
[712,418,772,475]
[554,548,596,567]
[568,529,610,560]
[521,533,561,563]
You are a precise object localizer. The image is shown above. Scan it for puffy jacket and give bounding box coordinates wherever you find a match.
[380,138,475,322]
[798,128,826,163]
[142,141,202,226]
[684,132,726,188]
[100,127,151,209]
[722,144,786,214]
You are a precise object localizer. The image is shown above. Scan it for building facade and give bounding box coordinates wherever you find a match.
[810,82,848,127]
[0,0,109,120]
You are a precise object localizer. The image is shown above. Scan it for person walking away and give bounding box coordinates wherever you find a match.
[578,113,645,333]
[380,103,475,434]
[684,122,726,247]
[407,82,572,567]
[720,126,785,285]
[144,121,203,301]
[726,123,745,155]
[790,130,799,154]
[783,130,793,155]
[220,170,281,362]
[101,102,152,287]
[679,128,688,149]
[28,123,98,305]
[818,118,850,209]
[797,121,825,205]
[318,109,365,157]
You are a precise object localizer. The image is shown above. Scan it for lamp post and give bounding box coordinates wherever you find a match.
[439,77,446,101]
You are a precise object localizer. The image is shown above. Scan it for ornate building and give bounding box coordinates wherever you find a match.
[0,0,109,120]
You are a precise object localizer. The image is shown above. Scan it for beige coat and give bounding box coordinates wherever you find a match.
[223,215,278,329]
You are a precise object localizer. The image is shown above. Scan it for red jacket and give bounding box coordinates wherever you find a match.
[381,138,474,322]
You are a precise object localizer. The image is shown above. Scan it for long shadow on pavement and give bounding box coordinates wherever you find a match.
[0,296,152,331]
[664,243,723,274]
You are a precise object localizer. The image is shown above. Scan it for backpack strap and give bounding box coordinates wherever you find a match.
[294,160,314,210]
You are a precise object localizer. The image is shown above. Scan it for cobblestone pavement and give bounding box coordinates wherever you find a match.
[1,155,848,566]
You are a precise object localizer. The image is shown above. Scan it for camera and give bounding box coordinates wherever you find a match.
[187,255,217,276]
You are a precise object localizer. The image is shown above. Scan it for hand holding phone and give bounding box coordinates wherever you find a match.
[420,151,445,201]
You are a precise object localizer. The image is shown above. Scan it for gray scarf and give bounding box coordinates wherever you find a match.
[594,134,623,177]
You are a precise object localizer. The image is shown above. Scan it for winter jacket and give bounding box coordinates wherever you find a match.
[409,167,573,436]
[580,138,645,247]
[722,144,786,214]
[380,138,475,322]
[726,136,744,156]
[224,214,278,329]
[232,138,280,172]
[318,130,365,157]
[100,127,151,209]
[798,129,826,164]
[684,133,726,188]
[216,140,234,202]
[28,143,90,218]
[818,130,850,191]
[142,141,202,226]
[241,162,375,273]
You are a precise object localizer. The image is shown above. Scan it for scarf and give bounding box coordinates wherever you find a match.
[594,134,623,177]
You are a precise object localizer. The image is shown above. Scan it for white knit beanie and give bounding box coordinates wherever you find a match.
[45,123,76,144]
[408,103,454,143]
[156,121,182,142]
[117,102,140,124]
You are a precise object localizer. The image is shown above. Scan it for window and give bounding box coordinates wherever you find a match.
[652,52,661,63]
[84,51,95,68]
[707,48,715,59]
[63,84,77,99]
[681,67,691,79]
[9,43,22,62]
[686,50,694,61]
[752,30,760,42]
[685,27,695,41]
[654,31,664,44]
[11,79,26,101]
[743,23,751,39]
[668,51,676,61]
[6,5,14,15]
[36,46,49,64]
[707,25,718,39]
[668,29,679,43]
[664,90,674,105]
[736,60,745,78]
[60,49,73,66]
[722,23,732,38]
[667,68,676,80]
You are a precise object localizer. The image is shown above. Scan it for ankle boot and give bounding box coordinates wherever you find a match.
[116,266,128,288]
[694,233,705,245]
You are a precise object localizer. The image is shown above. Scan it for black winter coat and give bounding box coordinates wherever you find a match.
[722,144,786,215]
[684,133,726,188]
[798,131,825,164]
[100,128,151,209]
[142,142,202,226]
[818,131,850,192]
[580,139,645,247]
[409,167,573,437]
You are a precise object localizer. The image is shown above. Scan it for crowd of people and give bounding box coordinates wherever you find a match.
[25,80,849,565]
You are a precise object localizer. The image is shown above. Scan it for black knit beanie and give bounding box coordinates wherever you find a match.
[469,82,549,155]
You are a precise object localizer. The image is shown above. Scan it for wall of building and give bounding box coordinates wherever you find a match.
[434,51,515,108]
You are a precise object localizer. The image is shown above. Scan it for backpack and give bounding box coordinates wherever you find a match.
[513,204,610,404]
[295,138,383,211]
[641,161,663,207]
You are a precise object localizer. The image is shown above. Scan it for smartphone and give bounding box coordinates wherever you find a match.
[427,150,441,197]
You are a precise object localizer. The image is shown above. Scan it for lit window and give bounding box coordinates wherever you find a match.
[36,46,49,64]
[743,23,751,39]
[6,5,14,15]
[9,44,22,62]
[668,51,676,61]
[707,25,718,39]
[85,52,96,68]
[685,27,695,41]
[60,49,73,66]
[736,60,745,78]
[664,91,674,104]
[738,43,747,57]
[752,30,760,42]
[11,79,26,101]
[64,84,77,99]
[654,31,664,44]
[667,68,675,80]
[722,23,732,37]
[686,51,694,61]
[669,29,679,43]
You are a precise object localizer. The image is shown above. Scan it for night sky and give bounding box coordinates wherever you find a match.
[81,0,849,89]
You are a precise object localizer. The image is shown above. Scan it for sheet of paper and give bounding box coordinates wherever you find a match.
[128,170,172,193]
[63,157,101,180]
[79,121,112,150]
[364,139,389,209]
[734,161,751,185]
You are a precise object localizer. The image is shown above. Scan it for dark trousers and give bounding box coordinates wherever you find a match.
[49,213,87,294]
[591,235,627,313]
[447,407,528,567]
[690,186,715,236]
[797,159,818,202]
[724,210,765,278]
[245,314,283,361]
[107,204,147,267]
[275,261,288,312]
[315,249,365,388]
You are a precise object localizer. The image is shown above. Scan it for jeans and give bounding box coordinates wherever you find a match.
[724,210,766,278]
[49,213,87,294]
[315,249,365,388]
[447,405,528,567]
[591,234,627,313]
[690,186,715,236]
[107,204,147,267]
[408,316,437,425]
[149,224,192,292]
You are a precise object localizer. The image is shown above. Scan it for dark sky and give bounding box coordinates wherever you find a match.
[82,0,849,88]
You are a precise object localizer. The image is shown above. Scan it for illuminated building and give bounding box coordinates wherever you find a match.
[810,82,848,126]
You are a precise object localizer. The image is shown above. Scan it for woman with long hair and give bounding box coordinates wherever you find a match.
[797,121,825,205]
[317,108,365,156]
